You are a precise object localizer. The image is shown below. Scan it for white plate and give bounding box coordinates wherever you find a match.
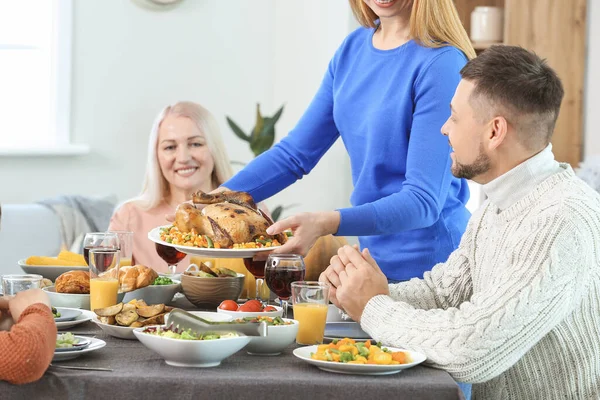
[18,259,87,281]
[52,337,106,362]
[91,318,138,340]
[148,226,281,258]
[55,335,92,352]
[54,308,82,322]
[55,309,95,330]
[293,345,426,375]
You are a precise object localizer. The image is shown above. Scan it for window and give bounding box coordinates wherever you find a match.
[0,0,83,154]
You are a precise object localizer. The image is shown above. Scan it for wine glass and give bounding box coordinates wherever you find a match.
[155,242,186,275]
[243,258,267,302]
[83,232,120,266]
[264,254,306,318]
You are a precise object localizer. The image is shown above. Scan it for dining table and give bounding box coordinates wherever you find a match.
[0,298,465,400]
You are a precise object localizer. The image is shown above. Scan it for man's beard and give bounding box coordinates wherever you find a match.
[451,144,491,180]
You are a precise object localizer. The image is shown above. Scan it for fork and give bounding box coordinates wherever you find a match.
[49,364,112,372]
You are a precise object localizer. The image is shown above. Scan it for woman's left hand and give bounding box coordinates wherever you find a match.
[266,211,341,257]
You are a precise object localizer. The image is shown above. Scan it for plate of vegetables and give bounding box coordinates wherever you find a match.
[293,338,426,375]
[53,333,106,361]
[53,307,82,322]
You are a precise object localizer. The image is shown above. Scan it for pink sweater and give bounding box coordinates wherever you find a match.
[108,201,193,274]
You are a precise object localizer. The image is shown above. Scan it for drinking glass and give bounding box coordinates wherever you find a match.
[83,232,120,266]
[1,274,43,296]
[109,230,134,266]
[155,243,186,275]
[243,258,267,302]
[88,247,120,311]
[264,254,306,318]
[291,281,330,345]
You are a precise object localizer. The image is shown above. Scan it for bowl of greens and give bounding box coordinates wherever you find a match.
[122,277,181,305]
[133,325,250,367]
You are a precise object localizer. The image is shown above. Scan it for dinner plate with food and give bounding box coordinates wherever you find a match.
[54,308,96,330]
[52,307,82,322]
[147,190,287,258]
[91,299,173,340]
[293,339,426,376]
[53,333,106,362]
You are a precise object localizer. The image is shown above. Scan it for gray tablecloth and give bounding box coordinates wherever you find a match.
[1,321,464,400]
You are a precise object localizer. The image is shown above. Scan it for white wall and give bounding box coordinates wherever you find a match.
[0,0,353,219]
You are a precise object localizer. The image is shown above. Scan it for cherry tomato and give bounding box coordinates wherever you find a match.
[238,300,262,312]
[218,300,239,311]
[262,306,277,312]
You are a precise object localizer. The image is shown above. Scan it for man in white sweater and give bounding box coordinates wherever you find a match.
[321,45,600,400]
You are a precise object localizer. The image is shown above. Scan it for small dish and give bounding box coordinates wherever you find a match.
[55,336,92,352]
[293,345,427,375]
[53,308,82,322]
[55,309,95,330]
[53,338,106,362]
[245,318,298,356]
[216,305,283,319]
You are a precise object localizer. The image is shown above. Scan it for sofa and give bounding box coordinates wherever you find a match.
[0,204,63,275]
[0,196,116,276]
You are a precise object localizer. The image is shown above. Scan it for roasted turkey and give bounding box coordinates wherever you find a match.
[174,190,287,248]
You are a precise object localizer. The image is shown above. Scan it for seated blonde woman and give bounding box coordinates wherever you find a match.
[109,101,344,285]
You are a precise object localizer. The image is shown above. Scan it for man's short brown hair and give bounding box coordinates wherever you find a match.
[460,45,564,150]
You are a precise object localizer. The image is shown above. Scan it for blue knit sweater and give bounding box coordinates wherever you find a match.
[224,27,471,280]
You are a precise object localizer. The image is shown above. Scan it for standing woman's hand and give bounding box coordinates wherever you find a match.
[266,211,341,257]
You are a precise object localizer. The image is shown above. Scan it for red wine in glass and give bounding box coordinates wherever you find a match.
[265,268,305,299]
[91,249,116,272]
[264,254,306,318]
[155,243,186,274]
[243,258,266,279]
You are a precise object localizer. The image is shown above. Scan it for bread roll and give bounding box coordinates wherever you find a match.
[55,270,90,294]
[117,265,158,292]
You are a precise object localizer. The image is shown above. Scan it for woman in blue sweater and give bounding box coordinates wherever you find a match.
[222,0,475,282]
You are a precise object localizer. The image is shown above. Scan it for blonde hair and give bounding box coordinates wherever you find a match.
[133,101,233,210]
[348,0,476,60]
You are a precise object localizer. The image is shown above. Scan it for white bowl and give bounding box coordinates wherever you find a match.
[216,305,284,319]
[244,318,299,355]
[186,311,233,322]
[123,280,181,305]
[18,259,87,281]
[92,319,138,340]
[43,286,125,310]
[133,326,250,367]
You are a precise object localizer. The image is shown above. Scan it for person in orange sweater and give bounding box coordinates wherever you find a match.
[0,289,56,384]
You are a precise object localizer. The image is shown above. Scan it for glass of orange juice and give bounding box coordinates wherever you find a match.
[88,247,120,311]
[291,281,330,345]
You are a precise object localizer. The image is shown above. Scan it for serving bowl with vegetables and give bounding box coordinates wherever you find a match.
[122,276,181,305]
[133,325,250,367]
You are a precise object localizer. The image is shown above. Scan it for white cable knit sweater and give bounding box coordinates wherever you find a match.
[361,146,600,399]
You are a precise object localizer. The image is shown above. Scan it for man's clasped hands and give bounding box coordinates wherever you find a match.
[319,245,390,322]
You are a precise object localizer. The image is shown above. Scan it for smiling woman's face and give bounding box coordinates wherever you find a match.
[157,114,215,195]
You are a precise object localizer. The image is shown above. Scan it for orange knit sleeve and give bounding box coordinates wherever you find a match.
[0,304,57,385]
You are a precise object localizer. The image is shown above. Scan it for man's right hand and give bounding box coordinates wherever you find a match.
[8,289,51,322]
